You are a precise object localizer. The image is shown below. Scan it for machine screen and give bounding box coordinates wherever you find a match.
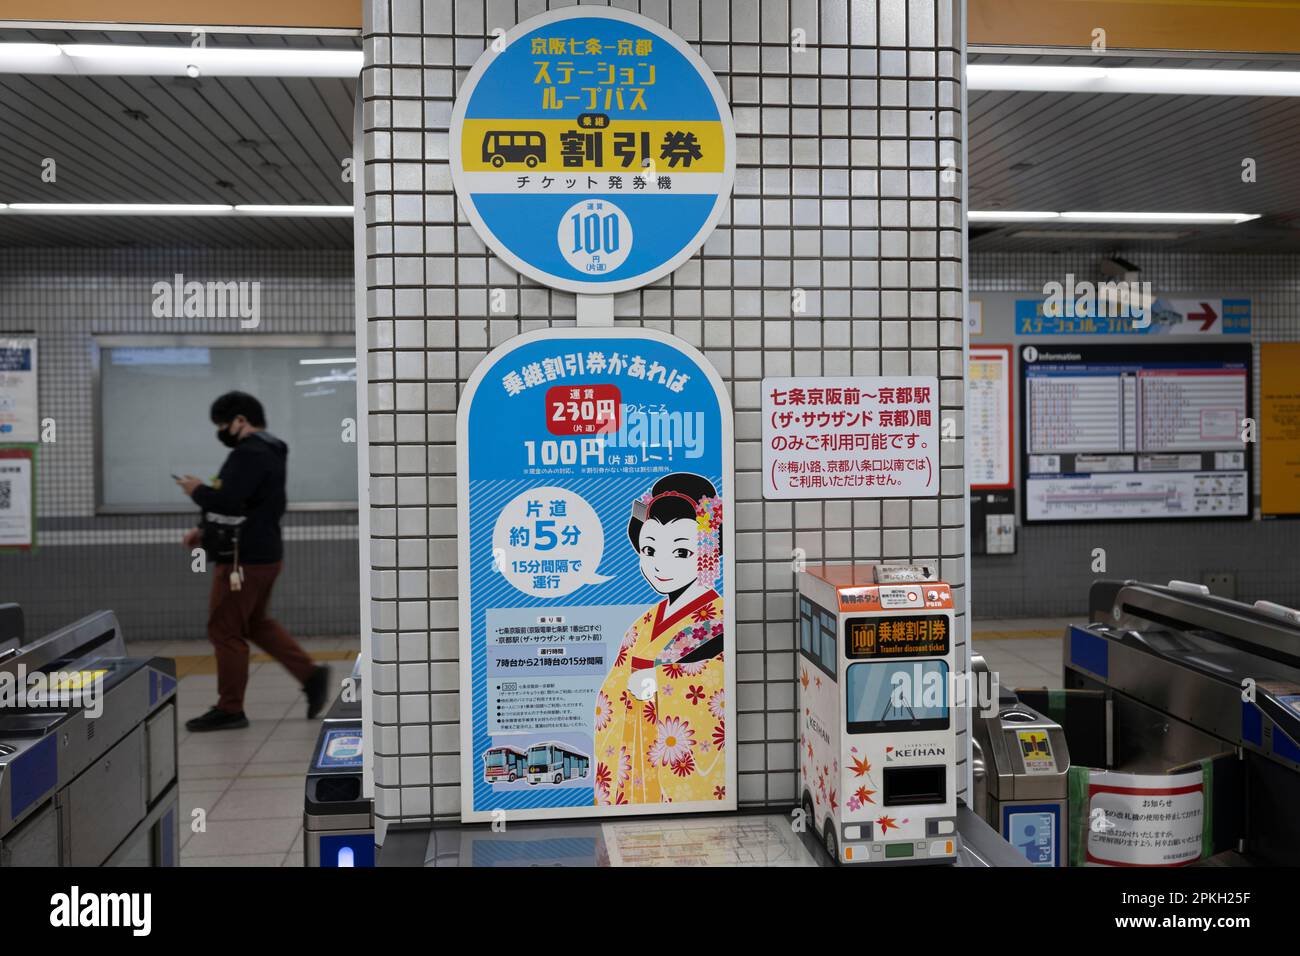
[845,660,949,733]
[316,727,364,770]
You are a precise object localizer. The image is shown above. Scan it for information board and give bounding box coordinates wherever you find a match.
[457,328,735,822]
[760,376,939,500]
[1020,344,1251,523]
[449,7,735,294]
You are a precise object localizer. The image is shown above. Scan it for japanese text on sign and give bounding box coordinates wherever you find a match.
[761,376,940,499]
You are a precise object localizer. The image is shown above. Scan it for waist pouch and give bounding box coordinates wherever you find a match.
[200,512,246,564]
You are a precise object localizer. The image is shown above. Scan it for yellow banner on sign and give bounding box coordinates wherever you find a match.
[460,119,726,174]
[1261,343,1300,516]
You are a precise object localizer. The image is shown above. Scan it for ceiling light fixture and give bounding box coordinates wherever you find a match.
[0,43,362,78]
[970,210,1259,225]
[968,63,1300,98]
[0,203,353,217]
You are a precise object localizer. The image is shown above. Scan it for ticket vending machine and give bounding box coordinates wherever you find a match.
[796,563,959,865]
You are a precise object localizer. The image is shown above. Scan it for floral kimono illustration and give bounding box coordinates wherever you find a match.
[593,474,726,806]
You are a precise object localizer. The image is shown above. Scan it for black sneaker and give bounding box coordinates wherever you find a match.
[186,707,249,732]
[305,664,333,719]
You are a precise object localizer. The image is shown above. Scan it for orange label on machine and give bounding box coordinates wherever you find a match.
[845,615,950,659]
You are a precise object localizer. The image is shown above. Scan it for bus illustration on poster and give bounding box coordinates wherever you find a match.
[457,327,736,822]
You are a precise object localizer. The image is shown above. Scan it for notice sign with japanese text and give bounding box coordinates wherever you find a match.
[449,7,735,294]
[1074,768,1206,867]
[761,376,939,500]
[457,328,735,822]
[0,337,38,443]
[0,447,35,550]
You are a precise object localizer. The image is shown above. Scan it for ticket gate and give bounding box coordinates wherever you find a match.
[1065,579,1300,865]
[970,657,1071,867]
[0,609,179,866]
[304,656,373,867]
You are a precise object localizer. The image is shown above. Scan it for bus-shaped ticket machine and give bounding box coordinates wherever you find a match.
[797,563,959,865]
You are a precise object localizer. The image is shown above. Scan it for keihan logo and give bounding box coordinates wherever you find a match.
[886,743,946,761]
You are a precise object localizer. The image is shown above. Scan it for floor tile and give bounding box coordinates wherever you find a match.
[182,818,302,857]
[182,853,288,867]
[211,786,304,820]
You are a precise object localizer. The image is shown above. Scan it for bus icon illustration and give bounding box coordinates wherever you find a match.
[483,131,546,168]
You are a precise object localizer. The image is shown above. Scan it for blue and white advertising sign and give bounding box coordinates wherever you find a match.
[457,328,736,822]
[1015,294,1252,336]
[449,7,736,295]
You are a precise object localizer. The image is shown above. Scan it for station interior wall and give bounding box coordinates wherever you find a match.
[0,247,360,643]
[968,249,1300,619]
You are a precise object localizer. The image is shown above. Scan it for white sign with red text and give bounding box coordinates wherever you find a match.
[761,376,939,500]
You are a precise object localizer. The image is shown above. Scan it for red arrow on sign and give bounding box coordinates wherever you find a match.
[1189,302,1218,331]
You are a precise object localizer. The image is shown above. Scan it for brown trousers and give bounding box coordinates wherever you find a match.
[208,561,315,714]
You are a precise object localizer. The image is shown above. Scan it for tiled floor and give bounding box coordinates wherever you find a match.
[970,616,1072,691]
[132,618,1072,867]
[123,636,361,868]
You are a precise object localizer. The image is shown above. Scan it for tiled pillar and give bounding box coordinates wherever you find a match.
[361,0,968,828]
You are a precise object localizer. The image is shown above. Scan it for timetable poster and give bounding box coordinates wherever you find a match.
[457,328,736,822]
[969,345,1014,489]
[1019,343,1251,523]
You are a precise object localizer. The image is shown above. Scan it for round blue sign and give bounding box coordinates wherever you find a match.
[450,7,736,295]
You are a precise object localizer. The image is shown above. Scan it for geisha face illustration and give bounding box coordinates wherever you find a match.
[636,518,699,595]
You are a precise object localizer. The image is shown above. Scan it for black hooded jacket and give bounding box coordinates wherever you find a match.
[191,431,289,564]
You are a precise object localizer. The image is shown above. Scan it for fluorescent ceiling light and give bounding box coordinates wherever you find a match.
[968,63,1300,97]
[1060,211,1259,224]
[3,43,62,58]
[971,210,1258,225]
[3,203,232,215]
[0,203,353,218]
[0,43,362,77]
[1009,230,1191,241]
[299,357,358,365]
[968,211,1059,222]
[235,204,354,217]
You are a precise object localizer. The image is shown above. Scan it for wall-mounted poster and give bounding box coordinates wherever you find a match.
[449,6,736,295]
[0,336,38,443]
[969,345,1014,489]
[457,328,735,822]
[759,376,939,500]
[0,447,35,550]
[1261,343,1300,517]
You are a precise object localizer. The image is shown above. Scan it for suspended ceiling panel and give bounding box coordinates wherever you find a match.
[0,28,357,248]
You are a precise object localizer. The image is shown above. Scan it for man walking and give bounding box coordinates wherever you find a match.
[176,391,330,731]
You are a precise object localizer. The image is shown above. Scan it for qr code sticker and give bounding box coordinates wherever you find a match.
[0,479,9,511]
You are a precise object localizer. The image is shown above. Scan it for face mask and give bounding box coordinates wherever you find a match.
[217,424,241,448]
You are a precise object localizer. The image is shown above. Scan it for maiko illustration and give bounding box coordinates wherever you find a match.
[593,472,726,806]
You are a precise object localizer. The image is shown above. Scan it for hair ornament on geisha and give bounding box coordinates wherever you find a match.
[694,495,722,588]
[631,489,724,589]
